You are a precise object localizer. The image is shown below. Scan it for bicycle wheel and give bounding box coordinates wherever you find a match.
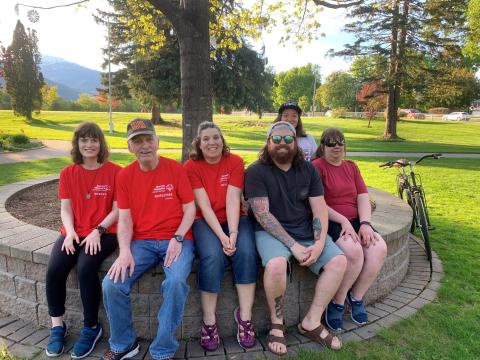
[419,187,435,230]
[400,186,416,233]
[414,192,432,263]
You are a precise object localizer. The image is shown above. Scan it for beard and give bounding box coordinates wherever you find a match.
[269,145,296,165]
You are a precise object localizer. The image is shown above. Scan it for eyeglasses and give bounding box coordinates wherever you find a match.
[270,135,295,144]
[324,138,345,147]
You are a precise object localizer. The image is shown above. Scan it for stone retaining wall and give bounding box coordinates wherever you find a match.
[0,176,412,339]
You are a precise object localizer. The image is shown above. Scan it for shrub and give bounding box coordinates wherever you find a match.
[11,134,29,145]
[428,107,449,114]
[331,107,348,118]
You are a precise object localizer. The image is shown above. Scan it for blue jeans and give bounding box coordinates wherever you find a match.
[193,216,258,293]
[102,240,194,360]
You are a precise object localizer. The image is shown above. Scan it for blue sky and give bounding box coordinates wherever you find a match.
[0,0,353,80]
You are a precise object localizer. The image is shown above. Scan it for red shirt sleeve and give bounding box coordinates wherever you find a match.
[58,166,71,199]
[352,161,368,194]
[116,167,130,209]
[176,165,195,204]
[228,155,245,189]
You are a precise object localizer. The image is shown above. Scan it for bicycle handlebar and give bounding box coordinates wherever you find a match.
[379,153,442,168]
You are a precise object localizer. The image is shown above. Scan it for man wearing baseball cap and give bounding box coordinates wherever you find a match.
[101,119,196,360]
[244,121,346,355]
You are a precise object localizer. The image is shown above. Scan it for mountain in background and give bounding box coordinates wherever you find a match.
[40,55,102,100]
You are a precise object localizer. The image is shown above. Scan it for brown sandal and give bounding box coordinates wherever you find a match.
[267,323,287,356]
[297,323,342,350]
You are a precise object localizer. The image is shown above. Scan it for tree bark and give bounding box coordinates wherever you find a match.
[385,0,400,139]
[148,0,212,162]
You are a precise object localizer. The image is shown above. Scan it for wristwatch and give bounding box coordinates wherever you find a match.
[173,234,184,243]
[96,225,107,235]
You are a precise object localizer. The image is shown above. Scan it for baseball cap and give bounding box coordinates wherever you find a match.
[278,101,302,116]
[267,121,296,138]
[126,119,156,141]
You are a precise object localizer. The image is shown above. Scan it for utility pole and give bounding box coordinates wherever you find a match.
[107,18,114,134]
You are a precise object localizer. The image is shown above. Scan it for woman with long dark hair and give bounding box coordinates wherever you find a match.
[184,121,258,352]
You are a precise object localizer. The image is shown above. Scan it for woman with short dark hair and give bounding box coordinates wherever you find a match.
[45,122,121,359]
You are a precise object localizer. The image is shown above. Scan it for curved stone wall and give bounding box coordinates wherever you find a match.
[0,176,412,339]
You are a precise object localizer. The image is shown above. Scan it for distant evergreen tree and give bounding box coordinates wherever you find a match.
[2,20,44,119]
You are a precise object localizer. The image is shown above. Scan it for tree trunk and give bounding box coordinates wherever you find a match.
[150,99,164,124]
[385,0,400,139]
[177,0,212,162]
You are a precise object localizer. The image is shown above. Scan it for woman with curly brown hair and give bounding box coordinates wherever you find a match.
[45,122,121,359]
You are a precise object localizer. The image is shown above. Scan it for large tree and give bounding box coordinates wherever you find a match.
[317,71,357,110]
[1,20,44,120]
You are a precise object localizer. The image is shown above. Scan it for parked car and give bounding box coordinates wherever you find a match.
[442,112,470,121]
[404,109,426,119]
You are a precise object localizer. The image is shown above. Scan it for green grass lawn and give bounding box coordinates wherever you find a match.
[0,154,479,359]
[1,110,480,153]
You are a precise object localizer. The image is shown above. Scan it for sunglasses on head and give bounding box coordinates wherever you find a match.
[270,135,295,144]
[324,138,345,147]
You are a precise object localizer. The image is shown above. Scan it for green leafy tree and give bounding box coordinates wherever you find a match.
[317,71,356,110]
[2,20,44,119]
[464,0,480,64]
[0,89,11,110]
[40,85,61,110]
[272,63,320,110]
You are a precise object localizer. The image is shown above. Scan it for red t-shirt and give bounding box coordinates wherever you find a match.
[312,157,368,220]
[58,161,122,237]
[116,157,195,240]
[184,153,244,223]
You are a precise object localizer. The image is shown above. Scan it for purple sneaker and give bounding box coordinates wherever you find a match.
[234,307,256,349]
[200,322,219,352]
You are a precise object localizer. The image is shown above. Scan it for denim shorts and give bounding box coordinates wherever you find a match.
[255,231,343,275]
[193,216,258,293]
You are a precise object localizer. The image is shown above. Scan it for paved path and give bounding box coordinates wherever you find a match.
[1,140,479,164]
[0,236,442,359]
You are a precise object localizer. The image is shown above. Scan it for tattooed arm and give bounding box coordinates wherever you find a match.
[301,195,329,266]
[249,197,308,264]
[249,197,296,248]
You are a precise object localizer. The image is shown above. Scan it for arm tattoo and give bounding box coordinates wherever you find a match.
[274,295,284,319]
[313,217,322,241]
[249,197,296,248]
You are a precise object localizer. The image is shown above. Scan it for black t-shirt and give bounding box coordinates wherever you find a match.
[244,160,324,241]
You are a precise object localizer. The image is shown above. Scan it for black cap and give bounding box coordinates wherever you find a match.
[126,119,156,141]
[278,101,302,116]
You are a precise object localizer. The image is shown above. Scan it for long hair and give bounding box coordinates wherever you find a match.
[274,112,307,137]
[314,127,346,159]
[71,122,109,164]
[189,121,230,160]
[259,138,305,168]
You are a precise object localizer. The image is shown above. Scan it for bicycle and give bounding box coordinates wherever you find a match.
[380,153,442,266]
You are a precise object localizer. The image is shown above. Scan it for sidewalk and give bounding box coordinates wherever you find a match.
[1,139,479,164]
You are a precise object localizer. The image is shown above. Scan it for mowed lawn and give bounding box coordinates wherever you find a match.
[0,152,479,359]
[1,110,480,153]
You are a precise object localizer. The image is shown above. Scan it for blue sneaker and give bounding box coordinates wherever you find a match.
[347,290,368,325]
[71,324,103,359]
[45,323,68,357]
[325,301,345,332]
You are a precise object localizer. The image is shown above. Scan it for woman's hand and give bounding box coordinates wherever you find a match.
[61,231,80,255]
[340,220,360,243]
[80,229,102,255]
[220,233,236,256]
[359,223,377,248]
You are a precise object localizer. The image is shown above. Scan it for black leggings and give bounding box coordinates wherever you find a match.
[46,233,118,327]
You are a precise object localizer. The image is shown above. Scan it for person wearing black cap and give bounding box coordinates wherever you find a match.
[274,101,317,161]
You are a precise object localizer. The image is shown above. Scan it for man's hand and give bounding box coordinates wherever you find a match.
[61,231,80,255]
[164,238,183,267]
[107,250,135,283]
[359,223,376,248]
[340,220,360,242]
[290,243,309,265]
[301,241,324,267]
[80,229,102,255]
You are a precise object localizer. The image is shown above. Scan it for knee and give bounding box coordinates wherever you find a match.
[369,236,388,260]
[265,257,288,278]
[324,254,347,275]
[341,237,364,264]
[77,262,97,283]
[102,275,124,296]
[199,246,224,270]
